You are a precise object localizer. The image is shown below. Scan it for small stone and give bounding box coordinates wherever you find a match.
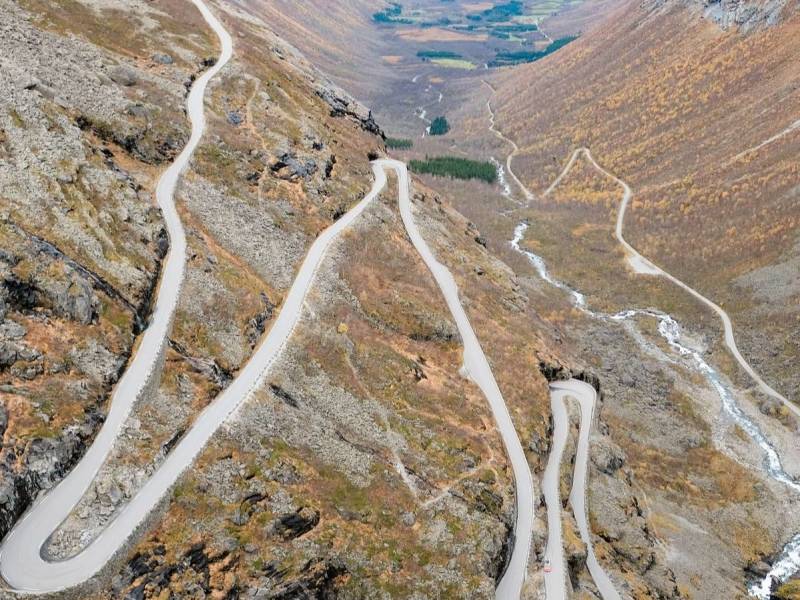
[126,104,148,119]
[152,53,174,65]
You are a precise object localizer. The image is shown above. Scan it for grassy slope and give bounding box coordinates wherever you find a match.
[493,1,800,400]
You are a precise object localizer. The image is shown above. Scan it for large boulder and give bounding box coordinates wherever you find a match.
[109,65,138,87]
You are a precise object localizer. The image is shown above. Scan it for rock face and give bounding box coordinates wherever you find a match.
[0,409,104,541]
[697,0,790,30]
[590,437,626,475]
[644,0,791,29]
[316,81,383,136]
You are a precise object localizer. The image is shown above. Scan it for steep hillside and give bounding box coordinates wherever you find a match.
[231,0,394,102]
[0,0,573,597]
[493,0,800,402]
[486,2,800,597]
[205,1,800,598]
[0,0,214,541]
[4,0,798,598]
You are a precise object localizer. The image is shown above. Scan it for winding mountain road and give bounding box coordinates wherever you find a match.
[517,139,800,596]
[555,148,800,420]
[1,155,536,597]
[0,5,535,590]
[541,386,569,600]
[547,381,622,600]
[483,81,534,205]
[541,379,622,600]
[391,160,535,600]
[486,89,622,599]
[492,90,800,595]
[730,117,800,163]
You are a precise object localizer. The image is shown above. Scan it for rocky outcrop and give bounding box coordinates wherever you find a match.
[75,112,188,166]
[270,152,318,181]
[1,221,162,328]
[263,559,348,599]
[0,408,104,541]
[698,0,790,30]
[315,82,383,137]
[271,507,320,540]
[168,340,233,390]
[644,0,791,30]
[111,522,348,599]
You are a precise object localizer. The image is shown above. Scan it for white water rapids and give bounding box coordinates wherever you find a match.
[511,222,800,598]
[491,157,513,199]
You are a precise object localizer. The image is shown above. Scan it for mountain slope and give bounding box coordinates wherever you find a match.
[493,0,800,403]
[0,0,565,597]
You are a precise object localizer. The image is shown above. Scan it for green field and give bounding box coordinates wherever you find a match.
[431,58,477,69]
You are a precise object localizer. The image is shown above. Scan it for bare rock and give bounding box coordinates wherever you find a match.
[271,152,318,181]
[590,437,625,474]
[315,82,382,136]
[151,53,173,65]
[271,506,320,540]
[109,65,138,87]
[68,339,125,385]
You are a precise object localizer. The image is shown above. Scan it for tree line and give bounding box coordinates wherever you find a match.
[409,156,497,184]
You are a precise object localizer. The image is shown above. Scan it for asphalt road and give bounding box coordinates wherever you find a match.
[389,159,535,599]
[551,380,622,600]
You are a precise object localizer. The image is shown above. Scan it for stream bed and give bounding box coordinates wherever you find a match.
[511,221,800,599]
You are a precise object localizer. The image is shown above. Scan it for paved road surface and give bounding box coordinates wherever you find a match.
[541,384,569,600]
[552,380,622,600]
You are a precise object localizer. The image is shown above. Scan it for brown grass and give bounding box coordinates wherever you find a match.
[397,27,488,42]
[462,2,494,11]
